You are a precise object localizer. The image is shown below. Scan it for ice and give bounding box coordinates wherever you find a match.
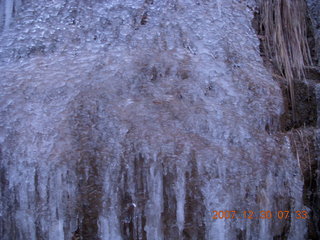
[4,0,14,30]
[0,0,307,239]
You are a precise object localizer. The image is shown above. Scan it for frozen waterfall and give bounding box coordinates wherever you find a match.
[0,0,317,239]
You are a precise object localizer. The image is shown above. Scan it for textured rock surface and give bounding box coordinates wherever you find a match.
[0,1,307,239]
[307,0,320,65]
[306,1,320,238]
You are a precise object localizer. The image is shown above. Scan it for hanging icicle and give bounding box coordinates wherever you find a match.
[0,0,22,30]
[4,0,14,29]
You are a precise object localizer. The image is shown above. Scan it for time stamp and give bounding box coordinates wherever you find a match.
[211,210,309,220]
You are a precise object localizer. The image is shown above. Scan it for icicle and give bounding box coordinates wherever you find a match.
[176,169,185,235]
[4,0,14,29]
[217,0,222,17]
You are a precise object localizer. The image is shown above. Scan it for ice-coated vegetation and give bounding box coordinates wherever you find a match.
[0,0,307,239]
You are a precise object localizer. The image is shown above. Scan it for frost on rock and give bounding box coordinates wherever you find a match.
[0,0,307,239]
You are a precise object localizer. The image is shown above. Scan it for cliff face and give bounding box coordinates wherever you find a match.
[0,1,310,239]
[307,0,320,65]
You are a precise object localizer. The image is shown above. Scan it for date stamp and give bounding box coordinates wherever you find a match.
[211,210,309,220]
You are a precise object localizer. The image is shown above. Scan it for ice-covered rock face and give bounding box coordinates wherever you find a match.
[0,0,306,239]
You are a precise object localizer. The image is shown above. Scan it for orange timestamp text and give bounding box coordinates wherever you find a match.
[211,210,308,220]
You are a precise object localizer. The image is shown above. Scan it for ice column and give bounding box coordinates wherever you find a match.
[1,0,22,30]
[4,0,14,29]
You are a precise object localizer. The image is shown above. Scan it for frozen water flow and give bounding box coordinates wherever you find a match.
[0,0,307,239]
